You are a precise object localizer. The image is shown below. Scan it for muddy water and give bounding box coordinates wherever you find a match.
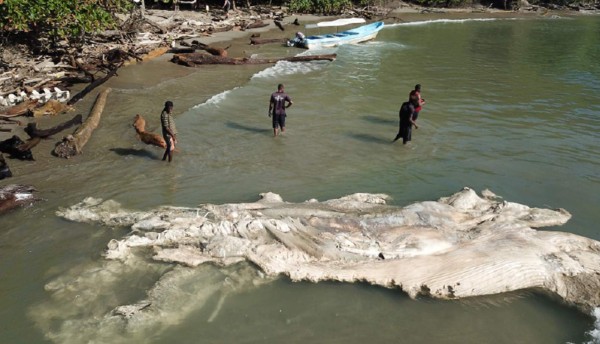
[1,14,599,343]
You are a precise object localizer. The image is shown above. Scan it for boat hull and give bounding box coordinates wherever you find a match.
[302,21,384,50]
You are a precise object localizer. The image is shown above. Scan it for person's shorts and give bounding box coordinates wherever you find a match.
[272,114,286,129]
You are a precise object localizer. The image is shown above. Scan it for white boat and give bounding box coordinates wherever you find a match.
[289,19,384,50]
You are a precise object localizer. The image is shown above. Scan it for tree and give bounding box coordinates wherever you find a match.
[0,0,132,45]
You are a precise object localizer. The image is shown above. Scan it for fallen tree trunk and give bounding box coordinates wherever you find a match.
[171,53,336,66]
[32,100,71,117]
[25,114,83,139]
[0,184,38,214]
[274,20,285,31]
[19,114,83,152]
[54,88,111,158]
[0,135,34,160]
[0,99,37,118]
[244,20,269,30]
[67,66,120,106]
[250,37,287,45]
[0,154,12,180]
[190,41,229,57]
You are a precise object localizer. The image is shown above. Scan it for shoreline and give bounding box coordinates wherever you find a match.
[0,7,596,179]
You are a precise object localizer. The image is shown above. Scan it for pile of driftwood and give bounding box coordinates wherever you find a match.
[0,89,111,180]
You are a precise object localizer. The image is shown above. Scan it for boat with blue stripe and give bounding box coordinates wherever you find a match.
[288,19,384,50]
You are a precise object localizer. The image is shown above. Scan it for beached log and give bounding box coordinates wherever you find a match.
[209,24,234,33]
[32,100,71,117]
[0,154,11,179]
[250,37,287,45]
[190,41,229,57]
[0,117,23,126]
[54,88,111,158]
[0,135,34,160]
[25,114,83,139]
[0,99,37,118]
[67,66,119,106]
[274,20,285,31]
[244,20,269,30]
[171,53,337,67]
[0,184,38,214]
[132,114,166,148]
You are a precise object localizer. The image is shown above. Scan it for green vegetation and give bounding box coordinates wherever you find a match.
[0,0,132,44]
[288,0,352,14]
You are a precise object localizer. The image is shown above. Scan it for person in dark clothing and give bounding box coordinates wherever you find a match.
[160,100,177,162]
[268,84,293,137]
[392,99,419,144]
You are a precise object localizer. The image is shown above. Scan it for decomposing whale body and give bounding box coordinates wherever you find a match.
[39,188,600,341]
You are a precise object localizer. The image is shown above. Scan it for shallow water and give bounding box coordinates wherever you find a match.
[1,14,600,343]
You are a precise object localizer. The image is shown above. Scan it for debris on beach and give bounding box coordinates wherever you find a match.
[0,184,39,214]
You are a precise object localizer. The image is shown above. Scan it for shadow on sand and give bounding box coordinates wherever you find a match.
[110,148,159,159]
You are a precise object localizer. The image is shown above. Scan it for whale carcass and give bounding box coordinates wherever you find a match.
[55,187,600,314]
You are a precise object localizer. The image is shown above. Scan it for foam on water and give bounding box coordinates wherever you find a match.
[192,87,239,109]
[251,60,330,80]
[386,18,503,28]
[586,307,600,344]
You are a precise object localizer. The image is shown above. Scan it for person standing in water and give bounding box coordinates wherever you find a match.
[392,97,418,144]
[409,84,425,121]
[268,84,293,137]
[160,100,177,162]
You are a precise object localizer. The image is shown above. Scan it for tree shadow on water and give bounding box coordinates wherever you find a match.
[226,121,270,134]
[347,132,395,145]
[110,148,159,160]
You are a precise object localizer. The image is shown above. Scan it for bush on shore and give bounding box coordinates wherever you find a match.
[0,0,132,45]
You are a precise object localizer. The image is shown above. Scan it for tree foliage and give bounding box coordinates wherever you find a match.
[289,0,353,14]
[0,0,132,43]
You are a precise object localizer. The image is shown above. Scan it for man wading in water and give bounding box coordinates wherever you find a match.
[160,101,177,162]
[268,84,293,137]
[392,97,419,144]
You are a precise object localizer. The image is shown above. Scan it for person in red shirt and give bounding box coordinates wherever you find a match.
[409,84,425,121]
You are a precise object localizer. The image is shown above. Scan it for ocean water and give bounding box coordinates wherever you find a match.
[1,14,599,343]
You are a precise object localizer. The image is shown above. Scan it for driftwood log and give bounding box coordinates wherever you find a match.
[0,154,11,180]
[67,66,120,106]
[0,184,38,214]
[274,20,285,31]
[244,20,269,30]
[190,41,229,57]
[171,53,337,66]
[32,100,71,117]
[54,88,111,158]
[250,37,287,45]
[17,114,84,152]
[0,135,34,160]
[133,114,166,148]
[0,99,37,118]
[25,114,83,139]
